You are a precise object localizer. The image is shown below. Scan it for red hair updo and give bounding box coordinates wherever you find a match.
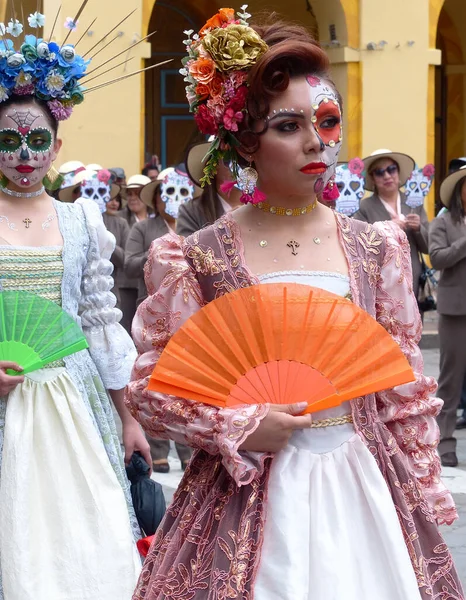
[237,16,340,153]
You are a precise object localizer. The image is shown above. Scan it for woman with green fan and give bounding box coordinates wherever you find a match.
[126,7,463,600]
[0,11,151,600]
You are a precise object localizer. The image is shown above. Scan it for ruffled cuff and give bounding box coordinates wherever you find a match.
[431,490,458,526]
[215,404,270,486]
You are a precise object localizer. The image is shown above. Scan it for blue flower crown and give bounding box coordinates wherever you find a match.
[0,13,89,121]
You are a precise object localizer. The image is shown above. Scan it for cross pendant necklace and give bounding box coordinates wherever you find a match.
[23,218,32,229]
[287,240,300,255]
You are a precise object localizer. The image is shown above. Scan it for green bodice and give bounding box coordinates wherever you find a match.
[0,246,63,305]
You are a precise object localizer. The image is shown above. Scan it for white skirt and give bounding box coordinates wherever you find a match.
[0,368,140,600]
[254,406,422,600]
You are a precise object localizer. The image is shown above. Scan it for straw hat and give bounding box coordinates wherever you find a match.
[126,174,151,189]
[140,168,172,207]
[439,165,466,207]
[58,160,85,175]
[58,169,120,203]
[362,149,415,191]
[86,163,103,171]
[186,136,216,187]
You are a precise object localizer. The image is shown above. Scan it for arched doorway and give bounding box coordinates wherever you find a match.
[435,0,466,209]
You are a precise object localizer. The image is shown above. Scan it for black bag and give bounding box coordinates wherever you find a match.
[126,452,166,536]
[418,255,438,312]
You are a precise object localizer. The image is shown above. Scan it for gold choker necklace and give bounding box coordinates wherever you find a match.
[254,199,317,217]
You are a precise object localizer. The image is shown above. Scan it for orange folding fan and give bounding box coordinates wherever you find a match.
[147,283,415,414]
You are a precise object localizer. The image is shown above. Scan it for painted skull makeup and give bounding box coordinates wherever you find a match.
[0,105,56,188]
[160,169,194,218]
[305,76,342,194]
[79,170,113,213]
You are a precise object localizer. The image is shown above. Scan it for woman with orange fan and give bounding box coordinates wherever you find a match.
[126,7,463,600]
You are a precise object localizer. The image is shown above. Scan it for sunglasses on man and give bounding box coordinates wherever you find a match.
[371,164,399,178]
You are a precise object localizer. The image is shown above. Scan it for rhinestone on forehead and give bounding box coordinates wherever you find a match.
[266,108,296,120]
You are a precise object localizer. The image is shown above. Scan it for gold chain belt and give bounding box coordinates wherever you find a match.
[310,414,353,428]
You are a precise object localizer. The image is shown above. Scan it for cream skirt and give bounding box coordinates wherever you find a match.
[254,406,423,600]
[0,368,140,600]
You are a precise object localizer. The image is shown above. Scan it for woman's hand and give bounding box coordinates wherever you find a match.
[122,419,152,472]
[0,362,24,397]
[405,213,421,232]
[392,217,407,231]
[239,402,312,453]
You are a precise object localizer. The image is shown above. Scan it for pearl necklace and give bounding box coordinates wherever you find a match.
[0,185,45,199]
[254,199,317,217]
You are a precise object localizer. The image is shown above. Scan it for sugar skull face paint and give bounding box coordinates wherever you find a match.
[305,76,342,192]
[160,168,194,218]
[257,76,343,199]
[0,101,59,188]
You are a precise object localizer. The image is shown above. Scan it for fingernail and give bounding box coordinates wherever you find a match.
[295,402,308,410]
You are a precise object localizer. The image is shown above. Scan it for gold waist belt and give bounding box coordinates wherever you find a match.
[310,414,353,428]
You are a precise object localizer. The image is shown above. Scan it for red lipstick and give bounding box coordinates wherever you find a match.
[300,162,328,175]
[15,165,35,173]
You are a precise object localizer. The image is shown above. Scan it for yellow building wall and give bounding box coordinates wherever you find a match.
[4,0,459,211]
[42,0,150,175]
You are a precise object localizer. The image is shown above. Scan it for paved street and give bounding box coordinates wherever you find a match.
[147,346,466,586]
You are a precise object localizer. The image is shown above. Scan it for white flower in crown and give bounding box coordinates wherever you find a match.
[15,71,32,87]
[28,12,45,28]
[45,70,66,93]
[6,19,23,37]
[0,23,6,36]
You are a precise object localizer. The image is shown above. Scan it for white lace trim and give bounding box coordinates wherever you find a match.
[258,270,350,282]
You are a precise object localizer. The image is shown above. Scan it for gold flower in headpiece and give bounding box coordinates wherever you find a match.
[202,24,268,72]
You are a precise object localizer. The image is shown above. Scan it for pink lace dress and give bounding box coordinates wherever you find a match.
[126,213,463,600]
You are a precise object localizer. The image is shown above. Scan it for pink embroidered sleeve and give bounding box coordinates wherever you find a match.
[125,233,269,486]
[374,221,457,526]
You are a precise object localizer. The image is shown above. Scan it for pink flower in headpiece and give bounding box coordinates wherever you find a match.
[422,163,435,178]
[47,99,73,121]
[13,84,35,96]
[223,108,243,131]
[206,95,226,122]
[348,157,365,176]
[97,169,112,184]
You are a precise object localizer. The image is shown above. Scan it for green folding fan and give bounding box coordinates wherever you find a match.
[0,290,89,375]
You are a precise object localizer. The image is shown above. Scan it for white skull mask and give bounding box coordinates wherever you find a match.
[160,169,194,218]
[80,170,113,213]
[335,158,365,215]
[403,165,435,209]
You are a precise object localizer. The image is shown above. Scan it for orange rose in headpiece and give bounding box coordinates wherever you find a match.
[196,82,210,100]
[208,74,224,97]
[199,8,235,37]
[189,56,216,85]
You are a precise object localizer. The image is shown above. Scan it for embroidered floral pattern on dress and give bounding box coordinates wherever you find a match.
[127,212,463,600]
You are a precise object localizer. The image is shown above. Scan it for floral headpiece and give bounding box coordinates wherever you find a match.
[0,6,170,123]
[0,13,88,121]
[181,6,268,188]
